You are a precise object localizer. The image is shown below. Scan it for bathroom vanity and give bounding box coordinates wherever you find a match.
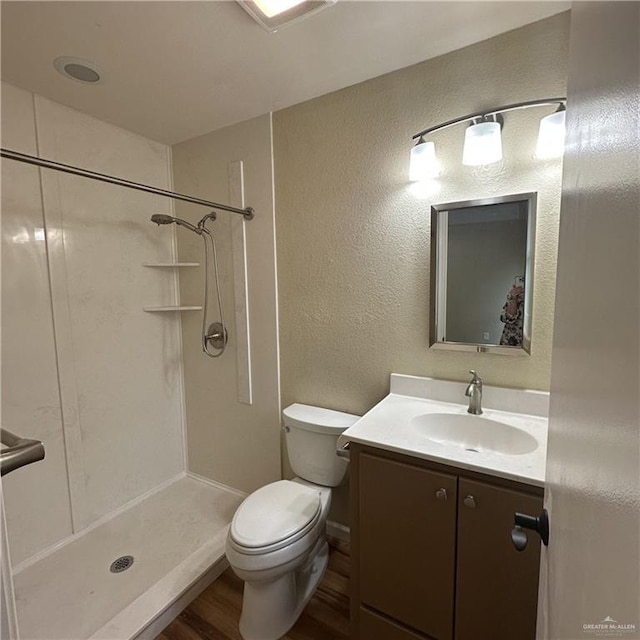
[339,374,549,640]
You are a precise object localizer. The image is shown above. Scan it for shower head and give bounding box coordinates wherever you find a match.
[151,214,175,225]
[150,214,200,234]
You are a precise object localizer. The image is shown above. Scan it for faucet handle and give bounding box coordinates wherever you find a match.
[468,370,482,385]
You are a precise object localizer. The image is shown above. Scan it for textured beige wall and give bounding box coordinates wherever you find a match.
[274,14,570,422]
[172,114,281,493]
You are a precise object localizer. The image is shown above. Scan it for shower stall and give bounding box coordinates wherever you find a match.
[0,83,280,639]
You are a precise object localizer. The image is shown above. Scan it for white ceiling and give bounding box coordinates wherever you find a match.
[1,1,570,145]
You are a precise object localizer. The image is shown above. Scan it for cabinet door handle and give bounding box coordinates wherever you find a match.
[435,488,448,501]
[463,495,477,508]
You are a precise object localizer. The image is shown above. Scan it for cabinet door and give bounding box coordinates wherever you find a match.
[358,453,457,640]
[455,478,543,640]
[360,607,430,640]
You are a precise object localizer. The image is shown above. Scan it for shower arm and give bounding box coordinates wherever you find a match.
[0,147,255,221]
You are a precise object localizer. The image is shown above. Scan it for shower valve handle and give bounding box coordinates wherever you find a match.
[205,322,228,351]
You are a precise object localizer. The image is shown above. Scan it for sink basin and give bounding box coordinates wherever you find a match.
[409,413,538,455]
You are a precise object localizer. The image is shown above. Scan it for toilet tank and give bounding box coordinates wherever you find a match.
[282,403,360,487]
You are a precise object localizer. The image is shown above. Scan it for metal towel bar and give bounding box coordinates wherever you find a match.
[0,429,45,476]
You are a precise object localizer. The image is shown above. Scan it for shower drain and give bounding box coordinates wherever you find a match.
[110,555,134,573]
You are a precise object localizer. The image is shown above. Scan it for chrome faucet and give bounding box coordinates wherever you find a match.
[465,370,483,415]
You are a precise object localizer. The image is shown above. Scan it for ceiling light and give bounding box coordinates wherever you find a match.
[54,57,101,84]
[237,0,336,32]
[409,138,439,181]
[462,118,503,166]
[253,0,306,18]
[536,105,566,159]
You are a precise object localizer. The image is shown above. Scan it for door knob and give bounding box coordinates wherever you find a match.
[511,509,550,551]
[435,488,448,501]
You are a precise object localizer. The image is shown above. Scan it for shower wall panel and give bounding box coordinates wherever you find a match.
[172,114,281,493]
[33,96,186,531]
[1,83,186,563]
[1,83,74,564]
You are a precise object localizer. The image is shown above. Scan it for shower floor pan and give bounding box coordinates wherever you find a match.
[11,475,244,640]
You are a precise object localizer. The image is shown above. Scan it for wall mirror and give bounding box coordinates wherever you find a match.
[430,192,536,355]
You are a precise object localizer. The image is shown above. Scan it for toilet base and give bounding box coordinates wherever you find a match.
[238,537,329,640]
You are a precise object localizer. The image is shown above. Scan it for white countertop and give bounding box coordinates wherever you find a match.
[338,374,549,487]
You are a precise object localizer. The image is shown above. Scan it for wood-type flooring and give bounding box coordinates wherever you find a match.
[156,537,350,640]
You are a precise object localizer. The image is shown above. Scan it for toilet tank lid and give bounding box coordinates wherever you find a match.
[282,403,360,435]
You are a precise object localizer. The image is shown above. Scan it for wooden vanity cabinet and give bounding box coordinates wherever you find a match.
[351,445,544,640]
[358,452,457,640]
[455,478,543,640]
[360,607,431,639]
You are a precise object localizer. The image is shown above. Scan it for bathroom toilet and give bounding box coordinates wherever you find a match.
[225,403,359,640]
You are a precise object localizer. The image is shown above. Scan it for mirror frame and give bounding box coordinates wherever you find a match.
[429,192,537,356]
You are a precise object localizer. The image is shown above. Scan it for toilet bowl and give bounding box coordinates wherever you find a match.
[225,404,359,640]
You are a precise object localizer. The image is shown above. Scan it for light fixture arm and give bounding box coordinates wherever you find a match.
[412,97,566,141]
[471,113,504,128]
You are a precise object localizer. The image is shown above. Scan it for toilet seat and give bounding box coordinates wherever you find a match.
[229,480,321,555]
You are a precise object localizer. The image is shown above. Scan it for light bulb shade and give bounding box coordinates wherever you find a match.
[536,109,566,159]
[462,121,503,166]
[409,139,439,181]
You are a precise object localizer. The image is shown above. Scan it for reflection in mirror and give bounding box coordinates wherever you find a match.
[430,193,536,355]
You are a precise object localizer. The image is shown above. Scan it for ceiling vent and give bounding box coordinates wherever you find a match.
[54,57,101,84]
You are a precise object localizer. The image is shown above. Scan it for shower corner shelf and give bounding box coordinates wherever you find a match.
[143,306,203,312]
[143,262,200,267]
[143,263,201,312]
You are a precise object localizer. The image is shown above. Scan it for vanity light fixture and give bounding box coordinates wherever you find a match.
[410,97,566,181]
[536,104,566,159]
[237,0,336,31]
[462,115,503,166]
[409,137,439,181]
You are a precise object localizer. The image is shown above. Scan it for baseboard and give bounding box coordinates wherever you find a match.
[326,520,350,542]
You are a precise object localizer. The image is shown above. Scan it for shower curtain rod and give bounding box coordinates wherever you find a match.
[0,147,255,221]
